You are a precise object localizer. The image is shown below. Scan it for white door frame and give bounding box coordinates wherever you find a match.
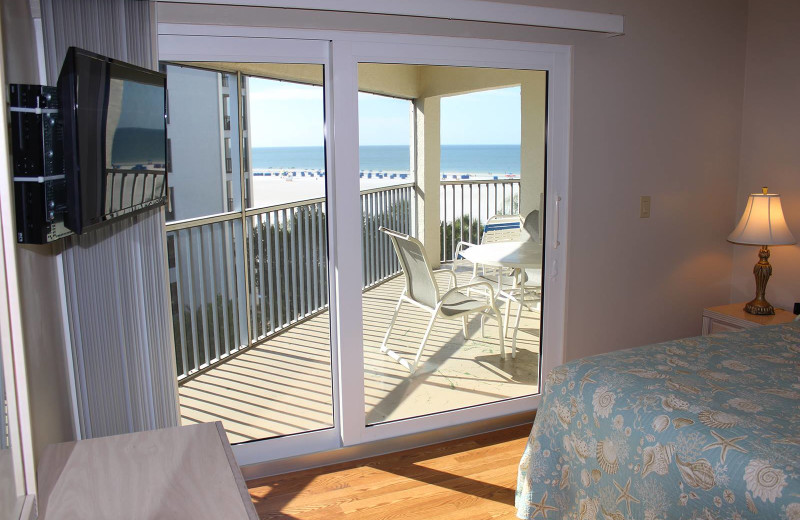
[157,25,570,466]
[0,22,38,517]
[159,34,343,465]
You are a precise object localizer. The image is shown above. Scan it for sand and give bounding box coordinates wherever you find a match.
[251,170,521,223]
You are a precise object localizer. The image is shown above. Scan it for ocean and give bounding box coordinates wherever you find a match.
[251,144,521,175]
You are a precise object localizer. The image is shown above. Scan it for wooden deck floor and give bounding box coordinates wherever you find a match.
[179,271,541,444]
[247,423,533,519]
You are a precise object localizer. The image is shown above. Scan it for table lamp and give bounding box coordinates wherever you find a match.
[727,187,796,315]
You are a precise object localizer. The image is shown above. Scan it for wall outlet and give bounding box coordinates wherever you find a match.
[640,196,651,218]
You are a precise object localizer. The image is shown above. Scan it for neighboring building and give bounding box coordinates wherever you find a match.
[165,65,249,222]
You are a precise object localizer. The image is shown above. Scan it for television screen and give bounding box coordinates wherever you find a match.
[58,48,167,234]
[105,74,167,216]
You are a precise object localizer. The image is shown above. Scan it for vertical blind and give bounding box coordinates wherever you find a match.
[62,209,178,438]
[43,0,178,438]
[41,0,152,85]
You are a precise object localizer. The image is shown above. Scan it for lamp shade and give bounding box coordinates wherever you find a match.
[728,189,796,245]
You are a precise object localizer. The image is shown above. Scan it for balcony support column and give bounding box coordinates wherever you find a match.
[413,96,441,266]
[519,76,547,229]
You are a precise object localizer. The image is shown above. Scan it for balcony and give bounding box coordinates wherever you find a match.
[167,179,539,444]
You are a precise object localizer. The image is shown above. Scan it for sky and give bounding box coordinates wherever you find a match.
[247,77,521,148]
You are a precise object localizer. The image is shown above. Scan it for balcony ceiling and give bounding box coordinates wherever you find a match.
[181,62,544,100]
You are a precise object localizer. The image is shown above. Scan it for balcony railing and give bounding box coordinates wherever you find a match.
[166,179,517,380]
[246,198,329,342]
[167,213,246,379]
[440,178,520,262]
[166,183,414,380]
[361,184,413,288]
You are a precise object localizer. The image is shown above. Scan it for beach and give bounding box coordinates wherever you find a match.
[250,169,521,224]
[249,145,523,221]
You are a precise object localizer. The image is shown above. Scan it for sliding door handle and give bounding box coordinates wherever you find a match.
[553,195,561,249]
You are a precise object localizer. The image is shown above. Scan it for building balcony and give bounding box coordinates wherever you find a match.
[167,179,538,444]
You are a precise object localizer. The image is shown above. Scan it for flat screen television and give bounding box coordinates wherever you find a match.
[58,47,167,234]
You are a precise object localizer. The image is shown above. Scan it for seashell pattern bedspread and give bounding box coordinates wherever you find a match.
[516,322,800,520]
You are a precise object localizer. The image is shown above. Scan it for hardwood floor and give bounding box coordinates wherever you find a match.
[247,423,532,519]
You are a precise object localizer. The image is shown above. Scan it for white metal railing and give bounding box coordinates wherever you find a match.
[439,179,520,262]
[167,213,246,379]
[166,183,414,381]
[246,197,329,342]
[361,184,413,288]
[166,179,517,380]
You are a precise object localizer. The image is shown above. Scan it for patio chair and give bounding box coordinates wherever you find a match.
[379,227,506,374]
[506,209,544,341]
[522,209,540,243]
[504,268,542,350]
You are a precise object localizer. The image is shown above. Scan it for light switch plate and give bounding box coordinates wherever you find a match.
[640,196,651,218]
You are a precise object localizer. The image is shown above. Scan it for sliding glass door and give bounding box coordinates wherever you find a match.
[357,63,546,428]
[164,62,336,446]
[333,38,567,446]
[157,30,570,463]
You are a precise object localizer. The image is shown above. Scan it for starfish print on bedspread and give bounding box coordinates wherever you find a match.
[527,491,558,518]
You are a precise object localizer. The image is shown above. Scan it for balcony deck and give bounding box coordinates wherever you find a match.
[178,270,541,444]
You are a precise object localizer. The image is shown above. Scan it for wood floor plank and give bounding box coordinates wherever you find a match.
[247,423,532,520]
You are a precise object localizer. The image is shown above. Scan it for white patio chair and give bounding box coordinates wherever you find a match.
[503,268,542,350]
[507,208,543,338]
[379,227,507,374]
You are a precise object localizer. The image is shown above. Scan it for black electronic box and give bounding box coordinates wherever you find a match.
[9,84,72,244]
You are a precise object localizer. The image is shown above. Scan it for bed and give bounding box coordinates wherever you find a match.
[516,322,800,520]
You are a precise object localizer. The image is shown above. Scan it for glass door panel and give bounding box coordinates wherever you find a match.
[358,63,547,426]
[158,30,570,462]
[163,62,333,444]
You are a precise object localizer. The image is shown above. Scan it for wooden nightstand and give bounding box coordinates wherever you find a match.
[702,303,797,335]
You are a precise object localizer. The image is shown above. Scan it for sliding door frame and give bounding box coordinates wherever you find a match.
[159,35,343,466]
[336,36,570,446]
[158,25,571,467]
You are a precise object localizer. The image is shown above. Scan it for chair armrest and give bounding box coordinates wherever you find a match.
[442,282,496,303]
[434,269,459,289]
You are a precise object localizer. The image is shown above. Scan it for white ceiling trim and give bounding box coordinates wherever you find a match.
[165,0,624,35]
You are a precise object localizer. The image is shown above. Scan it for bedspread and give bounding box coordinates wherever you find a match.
[516,322,800,520]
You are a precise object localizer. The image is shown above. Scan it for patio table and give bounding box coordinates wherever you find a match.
[459,241,543,353]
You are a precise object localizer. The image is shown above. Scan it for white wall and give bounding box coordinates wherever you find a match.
[730,0,800,312]
[1,0,75,466]
[158,0,749,361]
[523,0,749,359]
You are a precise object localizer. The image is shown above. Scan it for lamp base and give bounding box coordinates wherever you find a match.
[744,245,775,316]
[744,298,774,315]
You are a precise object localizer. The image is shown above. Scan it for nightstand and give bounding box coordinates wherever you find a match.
[702,303,797,335]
